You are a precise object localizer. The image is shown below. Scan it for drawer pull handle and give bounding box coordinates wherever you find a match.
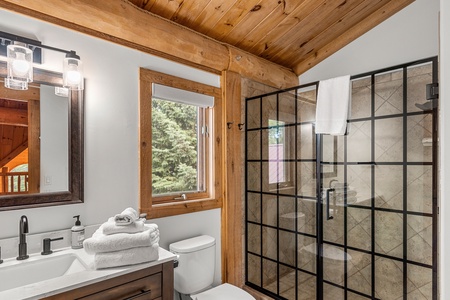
[126,289,152,300]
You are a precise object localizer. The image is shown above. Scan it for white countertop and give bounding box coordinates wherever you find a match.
[0,246,176,300]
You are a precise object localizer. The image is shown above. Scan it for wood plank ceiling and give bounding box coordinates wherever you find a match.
[128,0,414,75]
[0,98,28,168]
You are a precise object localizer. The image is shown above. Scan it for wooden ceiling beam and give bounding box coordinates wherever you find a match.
[0,106,28,127]
[0,81,40,102]
[0,0,298,88]
[293,0,415,76]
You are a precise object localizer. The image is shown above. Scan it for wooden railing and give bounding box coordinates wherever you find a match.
[0,168,28,195]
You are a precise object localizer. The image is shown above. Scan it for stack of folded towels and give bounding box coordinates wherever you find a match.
[83,207,160,269]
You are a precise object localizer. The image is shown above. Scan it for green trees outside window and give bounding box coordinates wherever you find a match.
[151,98,201,195]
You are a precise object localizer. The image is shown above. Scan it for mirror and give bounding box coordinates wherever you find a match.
[0,61,83,210]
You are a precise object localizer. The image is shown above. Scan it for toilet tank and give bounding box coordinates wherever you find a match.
[169,235,216,295]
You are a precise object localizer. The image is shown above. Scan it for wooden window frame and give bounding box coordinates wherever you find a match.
[139,68,223,218]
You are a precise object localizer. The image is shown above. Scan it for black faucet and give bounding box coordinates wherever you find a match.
[17,215,29,260]
[41,237,64,255]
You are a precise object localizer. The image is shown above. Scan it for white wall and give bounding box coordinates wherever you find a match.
[153,208,222,285]
[300,0,439,83]
[439,0,449,298]
[0,8,222,283]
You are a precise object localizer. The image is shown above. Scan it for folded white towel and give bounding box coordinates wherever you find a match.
[101,217,146,235]
[114,207,139,226]
[84,224,159,254]
[315,75,351,135]
[94,244,160,269]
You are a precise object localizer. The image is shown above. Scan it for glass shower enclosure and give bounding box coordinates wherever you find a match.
[245,57,438,300]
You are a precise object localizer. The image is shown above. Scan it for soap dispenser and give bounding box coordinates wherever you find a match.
[71,215,85,249]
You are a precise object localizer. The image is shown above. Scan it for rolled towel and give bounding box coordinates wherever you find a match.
[101,217,146,235]
[94,244,160,269]
[84,224,159,254]
[114,207,139,226]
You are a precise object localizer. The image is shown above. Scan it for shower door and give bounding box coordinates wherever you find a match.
[245,57,438,300]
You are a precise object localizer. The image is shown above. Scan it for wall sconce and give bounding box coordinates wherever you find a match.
[0,31,84,91]
[5,42,33,90]
[63,51,84,90]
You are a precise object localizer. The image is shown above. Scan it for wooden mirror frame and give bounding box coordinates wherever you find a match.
[0,61,84,210]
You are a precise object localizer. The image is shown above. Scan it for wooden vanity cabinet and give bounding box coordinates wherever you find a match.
[43,261,174,300]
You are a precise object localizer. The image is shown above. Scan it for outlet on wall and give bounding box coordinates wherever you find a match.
[44,176,52,185]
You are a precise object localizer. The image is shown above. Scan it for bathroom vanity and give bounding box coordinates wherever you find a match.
[43,260,173,300]
[0,246,176,300]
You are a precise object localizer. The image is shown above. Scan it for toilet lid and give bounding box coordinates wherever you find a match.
[191,283,255,300]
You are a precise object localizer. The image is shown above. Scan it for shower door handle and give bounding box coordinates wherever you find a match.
[326,188,335,220]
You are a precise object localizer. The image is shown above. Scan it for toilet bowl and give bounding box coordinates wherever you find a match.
[169,235,255,300]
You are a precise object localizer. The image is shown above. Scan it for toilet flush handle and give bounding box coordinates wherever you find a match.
[173,253,180,268]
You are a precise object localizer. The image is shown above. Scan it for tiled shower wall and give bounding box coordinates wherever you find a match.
[245,61,436,300]
[242,78,279,296]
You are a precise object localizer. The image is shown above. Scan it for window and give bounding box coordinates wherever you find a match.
[151,98,207,197]
[268,119,294,189]
[139,69,223,218]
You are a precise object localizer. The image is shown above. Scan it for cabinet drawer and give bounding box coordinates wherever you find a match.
[78,273,161,300]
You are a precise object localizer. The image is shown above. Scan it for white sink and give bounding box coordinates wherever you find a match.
[0,253,87,292]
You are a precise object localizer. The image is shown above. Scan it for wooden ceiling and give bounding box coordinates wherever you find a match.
[128,0,414,75]
[0,98,28,168]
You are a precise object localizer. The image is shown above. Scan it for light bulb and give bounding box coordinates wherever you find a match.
[66,67,81,84]
[12,53,31,76]
[6,43,33,86]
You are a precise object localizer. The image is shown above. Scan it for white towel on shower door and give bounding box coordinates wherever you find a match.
[315,75,351,135]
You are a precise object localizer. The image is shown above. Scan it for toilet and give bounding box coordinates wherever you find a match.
[169,235,255,300]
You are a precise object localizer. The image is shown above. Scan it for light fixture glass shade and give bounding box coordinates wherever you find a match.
[55,86,69,97]
[63,51,84,90]
[6,42,33,90]
[4,78,28,90]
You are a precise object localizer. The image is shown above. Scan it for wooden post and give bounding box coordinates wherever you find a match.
[27,100,40,193]
[221,70,244,287]
[0,167,8,194]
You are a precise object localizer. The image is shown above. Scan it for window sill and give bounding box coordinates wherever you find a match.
[142,197,222,219]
